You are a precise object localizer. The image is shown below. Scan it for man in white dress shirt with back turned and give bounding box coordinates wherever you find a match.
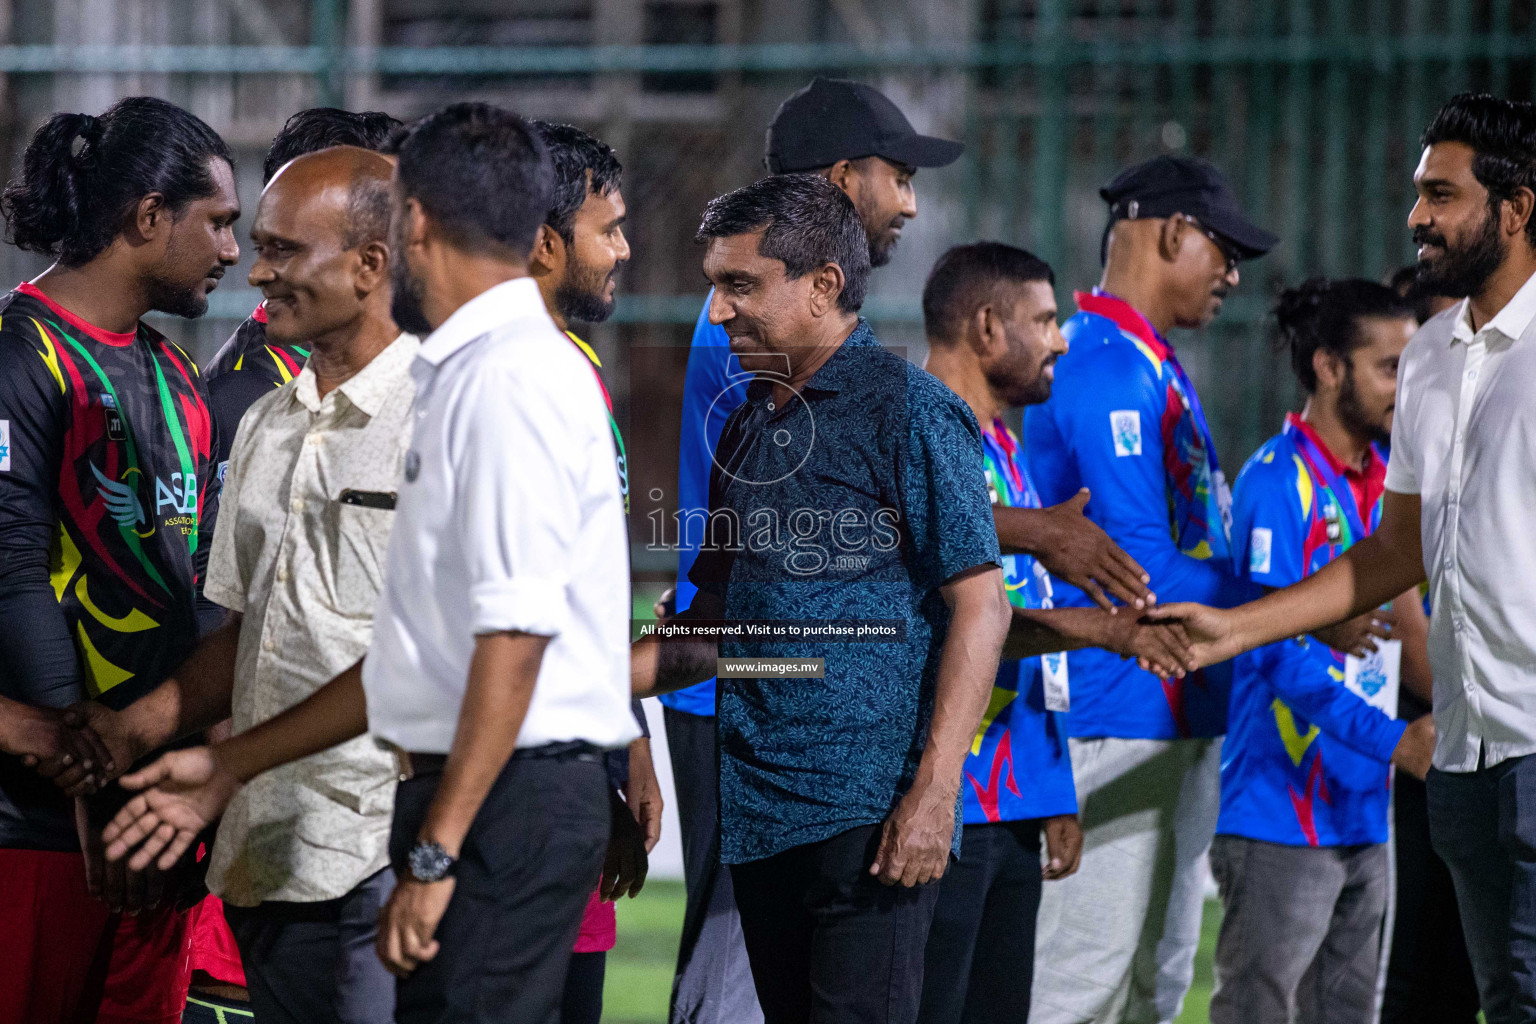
[98,102,639,1024]
[1143,93,1536,1024]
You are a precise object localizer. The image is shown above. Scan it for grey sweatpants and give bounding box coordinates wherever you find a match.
[1208,835,1389,1024]
[1030,736,1222,1024]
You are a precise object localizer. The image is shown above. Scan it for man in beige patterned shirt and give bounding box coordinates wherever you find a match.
[70,145,410,1024]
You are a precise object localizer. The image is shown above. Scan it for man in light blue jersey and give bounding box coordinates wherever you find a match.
[1024,156,1280,1024]
[1211,278,1434,1023]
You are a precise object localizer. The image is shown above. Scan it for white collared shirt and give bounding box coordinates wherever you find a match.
[1386,268,1536,772]
[362,277,639,753]
[205,332,418,905]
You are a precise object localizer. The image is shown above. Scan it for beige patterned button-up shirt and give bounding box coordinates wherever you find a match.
[204,333,417,905]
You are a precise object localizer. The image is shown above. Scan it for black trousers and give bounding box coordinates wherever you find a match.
[918,819,1043,1024]
[388,754,610,1024]
[223,867,397,1024]
[1381,771,1481,1024]
[730,824,941,1024]
[560,951,605,1024]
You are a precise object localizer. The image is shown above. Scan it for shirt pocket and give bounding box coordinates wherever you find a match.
[332,503,395,619]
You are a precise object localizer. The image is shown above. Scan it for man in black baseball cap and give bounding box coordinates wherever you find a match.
[659,79,962,1024]
[1023,156,1277,1024]
[765,77,963,268]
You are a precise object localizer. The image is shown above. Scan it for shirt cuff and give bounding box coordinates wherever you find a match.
[1383,460,1419,495]
[1369,716,1410,765]
[470,578,570,638]
[202,581,245,613]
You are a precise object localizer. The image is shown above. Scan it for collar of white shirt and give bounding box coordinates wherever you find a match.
[1450,267,1536,346]
[290,332,419,416]
[415,276,547,369]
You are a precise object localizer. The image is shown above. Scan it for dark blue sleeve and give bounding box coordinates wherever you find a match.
[0,333,80,708]
[675,293,748,614]
[1259,639,1407,764]
[1048,343,1254,608]
[899,377,1002,586]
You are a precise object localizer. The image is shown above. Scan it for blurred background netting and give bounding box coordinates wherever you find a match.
[1,0,1533,569]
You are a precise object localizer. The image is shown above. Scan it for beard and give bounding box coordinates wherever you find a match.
[865,219,903,268]
[987,330,1055,408]
[145,273,208,319]
[554,256,619,325]
[390,255,434,337]
[1414,202,1505,299]
[1337,365,1391,447]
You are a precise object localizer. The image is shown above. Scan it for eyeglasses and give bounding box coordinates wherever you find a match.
[1188,217,1243,274]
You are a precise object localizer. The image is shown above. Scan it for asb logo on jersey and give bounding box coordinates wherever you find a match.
[91,463,197,530]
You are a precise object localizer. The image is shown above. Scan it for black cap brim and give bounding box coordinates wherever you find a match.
[877,134,965,169]
[1200,208,1280,258]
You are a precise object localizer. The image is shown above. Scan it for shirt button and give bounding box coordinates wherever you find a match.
[1467,369,1478,381]
[276,567,289,583]
[263,637,276,651]
[290,498,303,512]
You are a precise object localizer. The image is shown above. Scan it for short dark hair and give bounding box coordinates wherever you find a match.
[696,174,871,313]
[1422,93,1536,248]
[263,108,402,184]
[528,120,622,246]
[1275,277,1412,393]
[391,103,552,260]
[923,242,1055,345]
[1,97,232,268]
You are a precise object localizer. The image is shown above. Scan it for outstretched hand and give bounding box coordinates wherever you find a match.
[102,746,241,872]
[1033,489,1154,613]
[1139,602,1241,671]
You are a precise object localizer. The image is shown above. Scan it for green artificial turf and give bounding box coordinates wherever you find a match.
[603,881,1225,1023]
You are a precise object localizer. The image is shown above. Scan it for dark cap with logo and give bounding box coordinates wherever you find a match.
[1101,155,1278,258]
[764,77,965,174]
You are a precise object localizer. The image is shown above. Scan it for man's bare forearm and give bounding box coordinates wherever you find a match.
[992,506,1053,556]
[214,660,369,784]
[1228,531,1425,654]
[1003,606,1120,661]
[417,632,548,857]
[631,635,719,698]
[914,569,1010,797]
[118,617,243,752]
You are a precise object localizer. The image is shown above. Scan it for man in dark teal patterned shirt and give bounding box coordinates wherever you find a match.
[633,174,1010,1024]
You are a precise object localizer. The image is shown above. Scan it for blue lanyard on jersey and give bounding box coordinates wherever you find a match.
[1282,419,1381,547]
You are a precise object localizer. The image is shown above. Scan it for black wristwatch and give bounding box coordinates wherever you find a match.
[406,840,457,883]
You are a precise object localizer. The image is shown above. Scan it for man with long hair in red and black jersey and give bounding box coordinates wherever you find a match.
[0,96,239,1024]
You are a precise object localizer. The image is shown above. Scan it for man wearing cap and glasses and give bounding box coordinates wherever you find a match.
[1022,155,1277,1024]
[663,76,1156,1024]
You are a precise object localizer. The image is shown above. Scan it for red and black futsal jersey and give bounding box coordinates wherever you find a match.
[203,304,309,464]
[0,282,219,849]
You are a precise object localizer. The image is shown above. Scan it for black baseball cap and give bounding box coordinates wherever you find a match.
[764,77,965,174]
[1101,155,1278,258]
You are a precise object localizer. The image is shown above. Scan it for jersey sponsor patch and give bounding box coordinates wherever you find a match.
[1249,527,1273,575]
[0,419,9,471]
[1110,410,1142,457]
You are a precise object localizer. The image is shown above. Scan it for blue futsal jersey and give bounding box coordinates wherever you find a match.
[1219,415,1405,847]
[1024,290,1254,741]
[663,294,749,717]
[960,420,1077,826]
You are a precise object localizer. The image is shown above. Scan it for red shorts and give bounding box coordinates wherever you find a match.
[0,848,194,1024]
[187,894,246,987]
